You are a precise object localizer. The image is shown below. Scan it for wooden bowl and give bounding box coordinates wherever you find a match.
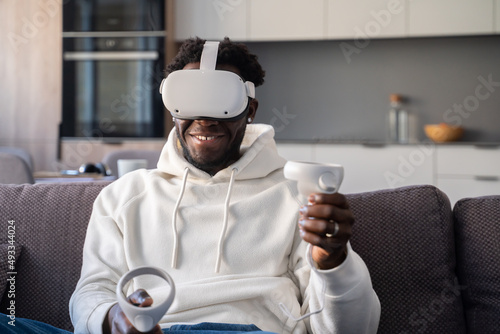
[424,124,464,143]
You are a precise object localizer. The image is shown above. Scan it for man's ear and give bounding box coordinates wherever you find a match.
[248,98,258,121]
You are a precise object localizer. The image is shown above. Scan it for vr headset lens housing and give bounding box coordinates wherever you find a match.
[160,70,255,121]
[159,40,255,121]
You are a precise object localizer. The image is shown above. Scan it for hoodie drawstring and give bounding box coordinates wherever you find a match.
[215,167,238,273]
[171,167,189,269]
[170,167,238,273]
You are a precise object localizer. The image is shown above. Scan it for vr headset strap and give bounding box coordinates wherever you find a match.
[200,41,220,71]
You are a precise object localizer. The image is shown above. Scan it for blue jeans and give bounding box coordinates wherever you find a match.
[1,314,274,333]
[0,315,71,333]
[165,323,272,333]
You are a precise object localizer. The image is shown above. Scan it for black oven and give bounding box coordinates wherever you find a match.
[63,0,164,32]
[61,0,166,139]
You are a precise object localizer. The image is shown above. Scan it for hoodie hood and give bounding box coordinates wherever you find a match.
[157,123,286,181]
[157,123,288,272]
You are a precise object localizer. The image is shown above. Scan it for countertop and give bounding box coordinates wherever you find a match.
[275,139,500,147]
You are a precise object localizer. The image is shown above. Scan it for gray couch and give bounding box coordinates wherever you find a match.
[0,182,498,333]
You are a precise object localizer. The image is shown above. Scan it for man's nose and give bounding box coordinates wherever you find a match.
[195,119,219,126]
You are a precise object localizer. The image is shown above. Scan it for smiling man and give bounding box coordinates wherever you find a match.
[67,37,381,334]
[168,50,260,177]
[173,61,257,176]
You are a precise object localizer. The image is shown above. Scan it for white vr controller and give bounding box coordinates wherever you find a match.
[283,161,344,197]
[281,161,344,322]
[116,267,175,333]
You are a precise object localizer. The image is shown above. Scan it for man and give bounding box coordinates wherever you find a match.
[69,37,380,334]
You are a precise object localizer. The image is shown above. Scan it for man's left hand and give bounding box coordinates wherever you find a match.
[298,192,354,270]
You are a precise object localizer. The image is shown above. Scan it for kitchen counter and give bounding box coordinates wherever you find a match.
[275,139,500,147]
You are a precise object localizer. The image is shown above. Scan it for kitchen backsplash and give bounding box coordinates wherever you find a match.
[247,35,500,143]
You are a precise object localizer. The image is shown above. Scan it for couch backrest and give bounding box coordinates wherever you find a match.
[347,185,466,334]
[0,183,476,333]
[0,182,109,331]
[453,195,500,334]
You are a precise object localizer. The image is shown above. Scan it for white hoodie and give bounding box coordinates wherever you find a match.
[69,124,380,334]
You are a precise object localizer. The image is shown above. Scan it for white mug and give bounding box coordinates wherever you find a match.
[117,159,148,177]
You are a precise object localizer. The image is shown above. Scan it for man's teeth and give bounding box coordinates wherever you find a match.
[195,135,216,141]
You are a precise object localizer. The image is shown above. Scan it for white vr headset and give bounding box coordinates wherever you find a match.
[159,41,255,121]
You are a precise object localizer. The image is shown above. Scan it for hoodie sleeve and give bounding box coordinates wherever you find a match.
[69,187,129,334]
[292,239,381,334]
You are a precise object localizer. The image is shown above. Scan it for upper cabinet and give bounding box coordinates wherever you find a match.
[327,0,406,39]
[249,0,325,41]
[497,0,500,33]
[173,0,498,42]
[408,0,494,37]
[174,0,248,41]
[174,0,325,41]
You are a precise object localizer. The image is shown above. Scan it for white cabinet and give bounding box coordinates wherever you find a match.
[436,178,500,206]
[277,143,434,194]
[248,0,325,41]
[174,0,324,42]
[314,144,434,194]
[435,145,500,205]
[277,142,500,204]
[408,0,494,37]
[327,0,406,39]
[436,145,500,176]
[496,0,500,33]
[174,0,248,41]
[174,0,498,42]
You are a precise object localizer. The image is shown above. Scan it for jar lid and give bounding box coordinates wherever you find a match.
[390,94,402,102]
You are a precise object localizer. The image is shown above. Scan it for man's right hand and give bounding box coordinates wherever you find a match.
[103,289,163,334]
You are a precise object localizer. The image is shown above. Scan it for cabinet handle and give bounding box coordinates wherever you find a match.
[473,144,499,149]
[103,139,123,145]
[361,143,386,148]
[474,176,499,181]
[64,51,159,61]
[63,31,166,38]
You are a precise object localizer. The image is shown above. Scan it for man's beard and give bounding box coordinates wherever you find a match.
[176,127,245,175]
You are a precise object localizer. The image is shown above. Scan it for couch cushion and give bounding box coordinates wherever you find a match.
[347,185,466,334]
[453,195,500,334]
[0,182,109,331]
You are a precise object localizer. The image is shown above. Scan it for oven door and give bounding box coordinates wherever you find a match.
[61,37,165,138]
[63,0,165,32]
